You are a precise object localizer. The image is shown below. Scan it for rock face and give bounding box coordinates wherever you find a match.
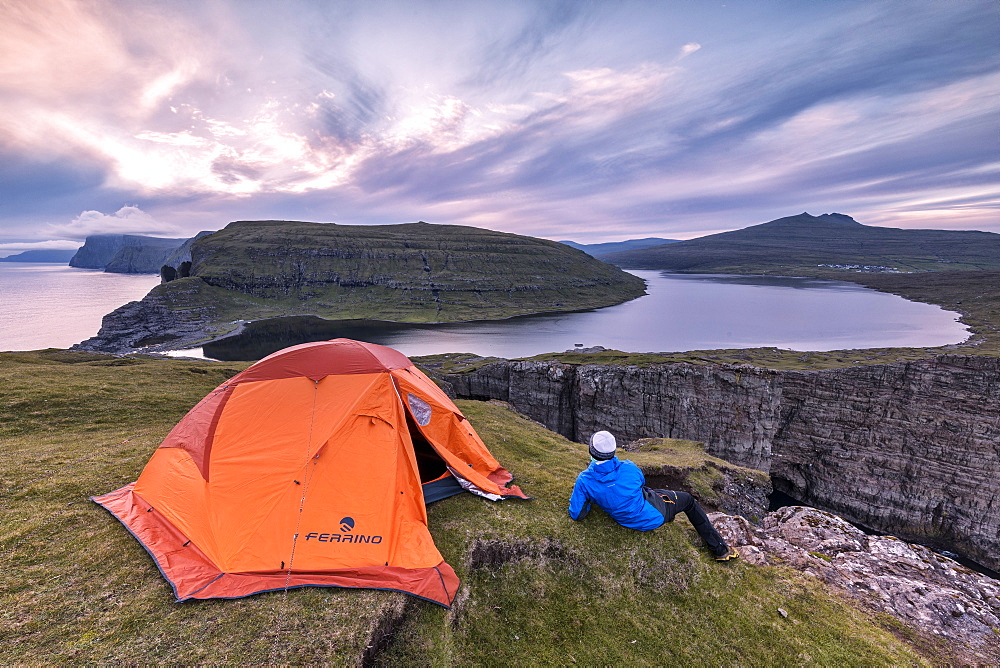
[69,234,190,273]
[713,507,1000,662]
[73,279,223,352]
[437,355,1000,572]
[162,231,214,268]
[76,221,647,353]
[189,220,645,311]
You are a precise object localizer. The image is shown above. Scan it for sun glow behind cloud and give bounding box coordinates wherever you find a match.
[0,0,997,243]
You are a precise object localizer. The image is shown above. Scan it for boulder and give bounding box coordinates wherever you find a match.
[713,507,1000,662]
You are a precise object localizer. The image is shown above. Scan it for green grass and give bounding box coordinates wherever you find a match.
[1,352,951,664]
[625,437,770,511]
[166,220,647,326]
[517,344,980,371]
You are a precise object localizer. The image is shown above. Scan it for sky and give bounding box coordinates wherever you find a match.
[1,0,997,255]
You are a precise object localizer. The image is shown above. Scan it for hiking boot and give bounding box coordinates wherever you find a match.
[715,546,740,562]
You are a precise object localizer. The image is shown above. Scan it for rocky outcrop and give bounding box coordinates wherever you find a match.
[713,507,1000,663]
[628,437,772,524]
[162,231,214,268]
[73,279,223,353]
[437,355,1000,572]
[69,234,190,273]
[76,221,648,353]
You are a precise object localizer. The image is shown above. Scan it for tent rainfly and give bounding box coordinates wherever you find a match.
[92,339,527,607]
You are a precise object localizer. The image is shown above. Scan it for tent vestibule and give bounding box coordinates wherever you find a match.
[93,339,526,607]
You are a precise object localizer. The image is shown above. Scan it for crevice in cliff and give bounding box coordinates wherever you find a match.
[564,364,580,441]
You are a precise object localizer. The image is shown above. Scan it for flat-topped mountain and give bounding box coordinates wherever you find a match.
[77,220,646,352]
[604,213,1000,274]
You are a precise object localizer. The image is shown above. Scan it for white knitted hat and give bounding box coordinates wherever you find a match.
[589,431,617,460]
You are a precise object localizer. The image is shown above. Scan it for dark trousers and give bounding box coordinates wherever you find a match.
[643,488,728,557]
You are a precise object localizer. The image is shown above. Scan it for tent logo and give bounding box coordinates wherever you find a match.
[305,517,382,545]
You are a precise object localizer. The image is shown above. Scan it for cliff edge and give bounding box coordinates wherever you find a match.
[75,220,646,352]
[431,354,1000,575]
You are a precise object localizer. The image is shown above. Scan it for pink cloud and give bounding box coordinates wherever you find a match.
[46,206,183,240]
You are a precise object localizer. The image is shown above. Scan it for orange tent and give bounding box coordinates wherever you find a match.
[92,339,526,607]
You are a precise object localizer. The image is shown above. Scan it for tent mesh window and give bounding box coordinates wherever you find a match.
[405,411,448,483]
[406,393,433,426]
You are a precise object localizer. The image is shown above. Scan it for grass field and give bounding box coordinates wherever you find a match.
[1,350,956,664]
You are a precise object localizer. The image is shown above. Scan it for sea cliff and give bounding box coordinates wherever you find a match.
[69,234,190,273]
[432,354,1000,572]
[75,220,646,352]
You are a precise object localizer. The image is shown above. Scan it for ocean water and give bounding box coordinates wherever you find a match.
[0,263,160,351]
[172,271,969,360]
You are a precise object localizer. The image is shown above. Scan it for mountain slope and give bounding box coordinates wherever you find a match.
[77,220,647,352]
[558,237,678,257]
[604,213,1000,274]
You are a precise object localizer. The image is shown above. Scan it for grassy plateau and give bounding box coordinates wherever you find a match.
[183,220,645,323]
[1,350,955,665]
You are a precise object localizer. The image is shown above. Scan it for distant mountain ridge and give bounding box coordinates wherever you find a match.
[0,249,79,263]
[603,212,1000,274]
[558,237,678,258]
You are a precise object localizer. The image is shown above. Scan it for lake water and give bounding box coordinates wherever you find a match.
[0,264,160,351]
[0,265,968,357]
[170,271,968,361]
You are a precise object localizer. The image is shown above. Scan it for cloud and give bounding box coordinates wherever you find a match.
[677,43,701,60]
[46,206,182,239]
[0,0,997,245]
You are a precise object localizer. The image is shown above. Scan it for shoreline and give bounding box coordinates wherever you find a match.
[142,271,979,367]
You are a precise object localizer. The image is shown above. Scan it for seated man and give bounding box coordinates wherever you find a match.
[568,430,738,561]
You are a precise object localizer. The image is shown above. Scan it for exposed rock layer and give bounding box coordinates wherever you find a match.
[437,355,1000,572]
[74,279,225,352]
[75,221,647,352]
[713,507,1000,663]
[69,234,189,273]
[189,220,645,309]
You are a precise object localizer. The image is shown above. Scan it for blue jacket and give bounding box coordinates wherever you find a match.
[568,457,664,531]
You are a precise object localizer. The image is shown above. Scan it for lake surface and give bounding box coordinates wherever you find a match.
[0,266,968,357]
[0,264,160,351]
[170,271,968,361]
